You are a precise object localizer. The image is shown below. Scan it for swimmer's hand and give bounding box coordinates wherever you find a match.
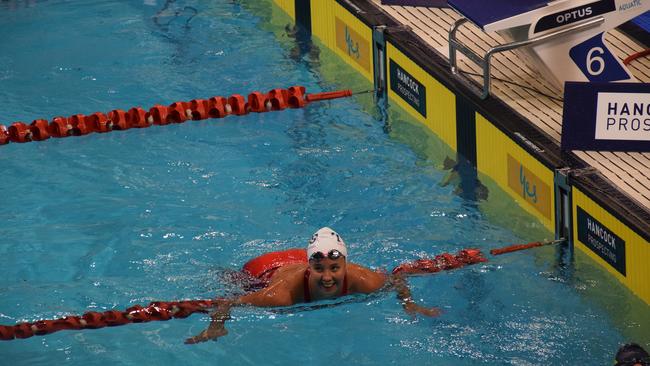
[184,322,228,344]
[185,301,233,344]
[389,274,442,318]
[403,301,442,317]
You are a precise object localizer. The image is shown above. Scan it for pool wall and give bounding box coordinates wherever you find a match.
[268,0,650,306]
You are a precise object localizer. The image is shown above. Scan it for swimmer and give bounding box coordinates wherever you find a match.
[615,343,650,366]
[185,227,441,344]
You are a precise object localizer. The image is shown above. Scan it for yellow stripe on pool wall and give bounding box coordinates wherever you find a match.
[386,42,457,151]
[573,188,650,305]
[310,1,374,82]
[476,113,555,231]
[271,0,295,21]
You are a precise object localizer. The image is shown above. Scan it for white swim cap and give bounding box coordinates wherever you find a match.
[307,227,348,259]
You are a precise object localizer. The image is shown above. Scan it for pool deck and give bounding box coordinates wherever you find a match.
[374,1,650,217]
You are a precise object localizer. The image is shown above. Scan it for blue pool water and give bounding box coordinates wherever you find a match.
[0,1,645,365]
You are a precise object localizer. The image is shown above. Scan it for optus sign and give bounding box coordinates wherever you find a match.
[506,154,551,220]
[335,17,371,73]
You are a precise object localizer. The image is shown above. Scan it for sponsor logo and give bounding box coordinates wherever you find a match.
[561,82,650,152]
[595,92,650,141]
[534,0,615,33]
[389,59,427,117]
[577,206,626,276]
[335,17,370,73]
[507,155,551,219]
[619,0,642,11]
[556,6,593,25]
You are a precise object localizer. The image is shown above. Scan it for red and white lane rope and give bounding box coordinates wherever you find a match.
[0,87,361,146]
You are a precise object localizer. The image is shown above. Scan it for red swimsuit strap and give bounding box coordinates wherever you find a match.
[303,268,348,303]
[303,268,311,303]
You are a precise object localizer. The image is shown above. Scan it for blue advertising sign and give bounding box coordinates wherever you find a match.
[390,59,427,118]
[561,82,650,152]
[569,33,631,83]
[577,206,626,276]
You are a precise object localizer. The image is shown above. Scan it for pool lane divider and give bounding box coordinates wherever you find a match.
[489,238,566,256]
[0,241,567,342]
[0,87,361,146]
[0,248,486,341]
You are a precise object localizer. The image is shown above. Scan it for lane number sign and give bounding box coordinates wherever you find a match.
[569,33,631,82]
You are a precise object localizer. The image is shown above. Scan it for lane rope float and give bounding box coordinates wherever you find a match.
[0,299,218,341]
[0,86,366,146]
[391,248,487,275]
[0,248,486,341]
[624,48,650,65]
[489,238,566,256]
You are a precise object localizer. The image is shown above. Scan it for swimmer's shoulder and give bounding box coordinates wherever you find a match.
[346,262,387,293]
[267,263,307,285]
[262,263,308,304]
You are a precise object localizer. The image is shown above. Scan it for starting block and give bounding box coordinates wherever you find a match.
[448,0,649,98]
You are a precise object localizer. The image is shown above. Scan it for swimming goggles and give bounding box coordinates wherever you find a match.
[615,357,650,366]
[309,249,345,261]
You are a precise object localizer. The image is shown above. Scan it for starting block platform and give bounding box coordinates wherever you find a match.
[447,0,647,97]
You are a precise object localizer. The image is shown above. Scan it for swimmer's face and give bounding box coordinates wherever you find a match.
[308,256,347,300]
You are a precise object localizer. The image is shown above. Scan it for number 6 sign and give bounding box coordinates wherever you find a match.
[569,32,632,82]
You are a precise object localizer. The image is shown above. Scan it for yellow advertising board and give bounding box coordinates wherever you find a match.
[476,114,555,231]
[506,154,552,220]
[310,1,374,82]
[573,188,650,305]
[334,17,371,74]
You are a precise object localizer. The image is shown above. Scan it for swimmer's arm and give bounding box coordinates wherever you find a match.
[348,266,439,316]
[388,273,441,317]
[184,298,233,344]
[236,283,295,307]
[185,286,294,344]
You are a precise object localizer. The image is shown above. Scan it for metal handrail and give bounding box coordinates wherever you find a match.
[448,16,605,99]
